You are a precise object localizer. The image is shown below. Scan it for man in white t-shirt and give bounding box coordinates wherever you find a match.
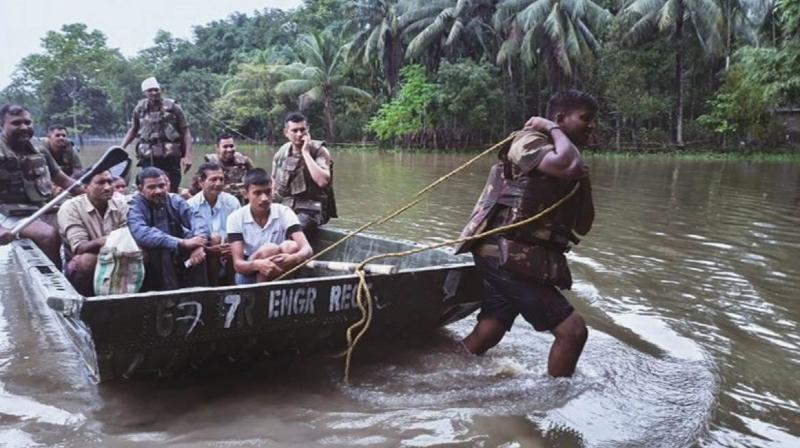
[226,168,312,284]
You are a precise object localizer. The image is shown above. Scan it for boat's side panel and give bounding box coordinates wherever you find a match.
[81,265,481,381]
[11,239,100,380]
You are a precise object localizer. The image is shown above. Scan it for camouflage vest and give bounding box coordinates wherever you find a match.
[455,149,588,288]
[0,136,54,206]
[204,153,251,200]
[44,138,78,177]
[134,98,183,159]
[272,141,337,221]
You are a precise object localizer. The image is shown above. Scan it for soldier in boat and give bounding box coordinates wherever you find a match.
[271,112,337,233]
[121,77,193,193]
[0,104,85,266]
[227,168,312,284]
[456,90,597,378]
[203,133,254,204]
[187,162,241,286]
[57,170,128,296]
[43,124,82,178]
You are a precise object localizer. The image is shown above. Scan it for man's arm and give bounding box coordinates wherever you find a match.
[301,136,331,188]
[174,104,193,173]
[71,147,83,171]
[43,149,85,195]
[524,117,585,180]
[128,198,181,250]
[574,174,594,236]
[57,201,103,254]
[269,230,312,270]
[120,111,140,149]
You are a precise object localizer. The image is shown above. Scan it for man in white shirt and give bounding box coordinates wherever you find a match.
[187,162,241,285]
[226,168,312,284]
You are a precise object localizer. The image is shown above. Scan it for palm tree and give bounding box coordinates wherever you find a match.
[274,32,373,141]
[493,0,612,90]
[346,0,405,94]
[400,0,499,65]
[620,0,722,146]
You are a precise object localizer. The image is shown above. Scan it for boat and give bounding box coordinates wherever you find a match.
[10,227,481,382]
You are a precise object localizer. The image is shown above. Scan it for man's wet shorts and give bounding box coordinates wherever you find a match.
[472,248,574,332]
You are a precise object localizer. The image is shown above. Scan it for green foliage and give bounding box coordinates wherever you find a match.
[698,43,800,142]
[368,65,437,141]
[7,23,126,134]
[778,0,800,37]
[434,60,502,133]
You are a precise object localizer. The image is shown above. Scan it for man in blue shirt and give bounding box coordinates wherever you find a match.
[187,162,240,285]
[128,167,209,291]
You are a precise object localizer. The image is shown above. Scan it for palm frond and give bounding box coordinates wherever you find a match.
[336,85,374,100]
[275,79,316,96]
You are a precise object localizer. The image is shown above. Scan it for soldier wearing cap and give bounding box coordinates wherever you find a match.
[121,77,193,193]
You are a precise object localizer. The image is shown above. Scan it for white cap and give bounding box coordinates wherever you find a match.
[141,77,160,92]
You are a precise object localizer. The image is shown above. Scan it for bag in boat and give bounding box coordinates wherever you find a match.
[93,227,145,295]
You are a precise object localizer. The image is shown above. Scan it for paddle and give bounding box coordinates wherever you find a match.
[10,145,131,237]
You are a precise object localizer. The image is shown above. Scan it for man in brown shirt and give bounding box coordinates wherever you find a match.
[58,170,128,295]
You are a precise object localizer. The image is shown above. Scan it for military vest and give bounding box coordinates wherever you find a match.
[204,153,251,200]
[455,140,590,288]
[44,138,79,177]
[272,141,337,221]
[134,98,183,160]
[0,136,54,206]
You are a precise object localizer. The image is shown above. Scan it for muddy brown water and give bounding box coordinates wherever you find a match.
[0,144,798,447]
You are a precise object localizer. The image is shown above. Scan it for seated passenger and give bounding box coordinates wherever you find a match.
[111,176,128,200]
[187,162,241,286]
[128,167,209,291]
[226,168,312,284]
[57,170,128,296]
[204,133,254,203]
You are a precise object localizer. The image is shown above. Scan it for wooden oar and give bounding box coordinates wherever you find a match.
[11,146,131,237]
[306,260,398,275]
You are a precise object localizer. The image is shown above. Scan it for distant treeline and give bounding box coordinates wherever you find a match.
[2,0,799,150]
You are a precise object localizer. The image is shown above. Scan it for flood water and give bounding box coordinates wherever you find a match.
[1,144,799,447]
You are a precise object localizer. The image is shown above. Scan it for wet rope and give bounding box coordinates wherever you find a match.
[342,181,581,382]
[274,133,517,282]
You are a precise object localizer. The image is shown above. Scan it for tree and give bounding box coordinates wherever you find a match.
[368,64,438,142]
[435,59,503,135]
[10,23,126,135]
[274,32,373,140]
[493,0,612,90]
[619,0,723,146]
[346,0,405,93]
[400,0,499,66]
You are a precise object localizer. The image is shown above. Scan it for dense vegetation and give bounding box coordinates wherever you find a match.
[2,0,799,151]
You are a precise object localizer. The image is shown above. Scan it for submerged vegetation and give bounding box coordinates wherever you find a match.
[2,0,800,152]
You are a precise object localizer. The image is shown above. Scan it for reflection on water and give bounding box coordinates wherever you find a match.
[1,145,798,447]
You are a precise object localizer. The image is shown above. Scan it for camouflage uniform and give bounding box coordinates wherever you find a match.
[204,152,254,203]
[131,98,188,191]
[0,135,62,228]
[43,138,82,177]
[455,130,593,331]
[271,140,337,231]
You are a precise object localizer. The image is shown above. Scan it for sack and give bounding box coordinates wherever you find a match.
[497,237,572,289]
[93,227,145,295]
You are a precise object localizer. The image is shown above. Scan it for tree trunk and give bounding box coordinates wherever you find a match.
[323,93,335,142]
[675,13,685,147]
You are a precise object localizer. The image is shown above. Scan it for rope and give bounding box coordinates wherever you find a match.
[341,181,582,382]
[274,133,517,282]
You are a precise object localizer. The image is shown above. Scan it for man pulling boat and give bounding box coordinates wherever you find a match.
[457,91,597,377]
